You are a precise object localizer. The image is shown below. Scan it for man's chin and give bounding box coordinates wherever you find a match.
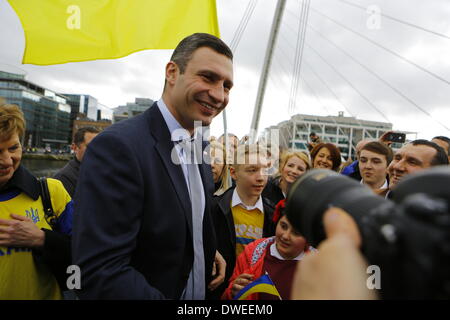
[389,179,400,189]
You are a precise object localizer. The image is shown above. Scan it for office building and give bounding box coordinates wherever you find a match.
[113,98,153,123]
[0,70,71,148]
[262,111,416,159]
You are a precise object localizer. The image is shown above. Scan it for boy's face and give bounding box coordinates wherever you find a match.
[359,149,388,187]
[230,153,269,198]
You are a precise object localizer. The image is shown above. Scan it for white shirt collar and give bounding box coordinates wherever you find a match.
[360,179,388,190]
[270,243,306,261]
[157,98,205,142]
[231,188,264,213]
[157,98,190,142]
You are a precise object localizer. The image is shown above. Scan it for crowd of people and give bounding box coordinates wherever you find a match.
[0,32,449,300]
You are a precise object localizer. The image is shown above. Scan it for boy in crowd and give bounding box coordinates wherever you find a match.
[209,144,275,298]
[359,141,393,192]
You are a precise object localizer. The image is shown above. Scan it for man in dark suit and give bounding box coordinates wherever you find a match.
[54,126,99,197]
[72,33,234,299]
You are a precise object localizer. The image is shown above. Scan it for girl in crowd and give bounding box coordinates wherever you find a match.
[209,140,231,195]
[262,150,311,206]
[222,199,316,300]
[310,143,342,172]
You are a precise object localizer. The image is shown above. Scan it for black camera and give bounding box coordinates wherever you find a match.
[285,167,450,299]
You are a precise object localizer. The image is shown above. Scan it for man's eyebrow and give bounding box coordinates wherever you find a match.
[406,155,422,164]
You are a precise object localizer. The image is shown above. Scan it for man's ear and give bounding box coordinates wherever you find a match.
[71,142,77,152]
[165,61,179,85]
[229,166,237,181]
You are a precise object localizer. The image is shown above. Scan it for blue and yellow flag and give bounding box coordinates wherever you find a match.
[7,0,220,65]
[234,273,282,300]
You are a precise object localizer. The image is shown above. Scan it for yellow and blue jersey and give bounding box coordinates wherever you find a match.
[0,178,73,300]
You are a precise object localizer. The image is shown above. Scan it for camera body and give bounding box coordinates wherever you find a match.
[385,132,406,143]
[286,167,450,299]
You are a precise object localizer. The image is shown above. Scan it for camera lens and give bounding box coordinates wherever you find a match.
[285,169,389,247]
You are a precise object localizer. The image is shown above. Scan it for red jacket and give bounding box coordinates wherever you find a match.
[222,237,275,300]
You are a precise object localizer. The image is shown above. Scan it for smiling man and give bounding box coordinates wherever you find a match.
[386,139,448,197]
[72,33,233,300]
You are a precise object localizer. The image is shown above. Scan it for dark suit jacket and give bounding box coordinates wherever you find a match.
[261,176,285,208]
[53,158,80,197]
[209,187,275,299]
[72,104,216,299]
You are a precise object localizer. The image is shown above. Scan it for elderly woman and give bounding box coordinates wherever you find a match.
[310,143,342,172]
[0,100,73,299]
[262,150,311,206]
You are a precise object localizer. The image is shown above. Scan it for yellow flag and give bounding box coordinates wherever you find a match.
[8,0,220,65]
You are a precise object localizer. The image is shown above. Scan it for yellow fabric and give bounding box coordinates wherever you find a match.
[0,178,71,300]
[231,205,264,257]
[7,0,220,65]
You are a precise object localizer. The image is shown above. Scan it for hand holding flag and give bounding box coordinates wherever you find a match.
[233,273,282,300]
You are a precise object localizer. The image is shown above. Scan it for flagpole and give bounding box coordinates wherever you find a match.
[265,271,282,300]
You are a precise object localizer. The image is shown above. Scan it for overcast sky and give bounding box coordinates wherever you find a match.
[1,0,449,140]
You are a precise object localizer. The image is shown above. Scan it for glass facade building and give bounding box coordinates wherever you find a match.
[263,112,416,160]
[113,98,154,123]
[0,70,71,148]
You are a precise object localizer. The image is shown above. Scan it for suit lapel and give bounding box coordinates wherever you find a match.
[147,105,193,233]
[218,189,237,248]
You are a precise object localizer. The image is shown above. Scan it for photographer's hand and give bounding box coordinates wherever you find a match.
[291,207,378,300]
[379,131,393,147]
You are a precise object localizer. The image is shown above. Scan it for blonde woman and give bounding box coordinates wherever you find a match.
[262,150,311,206]
[209,141,231,195]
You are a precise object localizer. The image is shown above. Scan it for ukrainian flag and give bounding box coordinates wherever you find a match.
[234,273,282,300]
[7,0,220,65]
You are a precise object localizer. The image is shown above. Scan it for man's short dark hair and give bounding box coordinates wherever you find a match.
[433,136,450,155]
[73,127,100,145]
[170,33,233,74]
[410,139,449,165]
[360,141,393,165]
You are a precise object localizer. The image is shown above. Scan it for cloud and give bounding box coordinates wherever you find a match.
[1,0,449,140]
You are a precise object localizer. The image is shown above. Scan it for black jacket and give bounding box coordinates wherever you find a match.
[53,158,80,198]
[261,176,285,207]
[72,104,217,299]
[209,187,275,299]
